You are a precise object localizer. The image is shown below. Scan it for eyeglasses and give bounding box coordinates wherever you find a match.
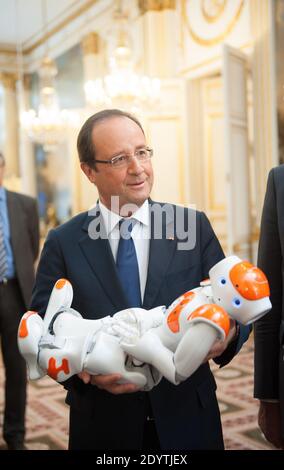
[94,147,153,169]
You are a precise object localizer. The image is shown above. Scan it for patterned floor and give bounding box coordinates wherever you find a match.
[211,339,274,450]
[0,338,275,451]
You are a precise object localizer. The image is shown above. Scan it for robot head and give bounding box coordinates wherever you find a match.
[209,256,271,324]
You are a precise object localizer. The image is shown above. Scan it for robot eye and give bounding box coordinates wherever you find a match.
[219,277,227,286]
[232,297,242,308]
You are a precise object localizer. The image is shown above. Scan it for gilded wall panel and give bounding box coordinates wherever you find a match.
[178,0,251,75]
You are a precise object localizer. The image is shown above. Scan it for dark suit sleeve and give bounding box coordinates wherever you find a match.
[30,229,67,316]
[254,169,282,399]
[198,212,251,366]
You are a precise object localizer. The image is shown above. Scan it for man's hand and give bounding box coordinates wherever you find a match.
[78,371,140,394]
[203,319,237,362]
[78,371,91,384]
[258,401,284,449]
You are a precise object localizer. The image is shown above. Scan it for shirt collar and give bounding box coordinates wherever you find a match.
[99,199,150,237]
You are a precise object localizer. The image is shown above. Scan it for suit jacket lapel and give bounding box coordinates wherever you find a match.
[143,201,177,308]
[79,206,128,311]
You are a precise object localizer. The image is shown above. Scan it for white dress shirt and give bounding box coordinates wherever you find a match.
[99,200,151,301]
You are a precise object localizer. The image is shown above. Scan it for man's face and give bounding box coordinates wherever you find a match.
[81,116,154,213]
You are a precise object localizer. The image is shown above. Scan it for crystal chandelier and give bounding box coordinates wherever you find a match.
[84,7,160,111]
[20,0,77,152]
[21,57,78,152]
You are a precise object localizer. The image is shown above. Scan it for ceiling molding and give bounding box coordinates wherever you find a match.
[22,0,80,47]
[0,0,100,57]
[0,46,17,56]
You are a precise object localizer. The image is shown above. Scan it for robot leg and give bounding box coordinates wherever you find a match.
[38,333,91,382]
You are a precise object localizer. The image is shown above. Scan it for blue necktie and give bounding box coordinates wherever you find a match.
[0,212,7,282]
[116,218,142,307]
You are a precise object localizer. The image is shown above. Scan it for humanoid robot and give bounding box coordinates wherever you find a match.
[18,256,271,390]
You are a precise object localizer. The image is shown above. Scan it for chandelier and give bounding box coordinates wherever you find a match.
[21,57,78,152]
[84,7,160,111]
[20,1,77,152]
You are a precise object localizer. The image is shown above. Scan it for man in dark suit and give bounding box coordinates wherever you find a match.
[0,152,39,450]
[30,109,250,450]
[254,165,284,449]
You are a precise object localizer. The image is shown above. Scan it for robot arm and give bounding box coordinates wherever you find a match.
[173,303,230,381]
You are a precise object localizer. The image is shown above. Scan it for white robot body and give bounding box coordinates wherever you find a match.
[18,255,272,390]
[155,291,209,351]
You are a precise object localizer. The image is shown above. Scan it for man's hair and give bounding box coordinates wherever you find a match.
[0,152,5,166]
[77,109,144,170]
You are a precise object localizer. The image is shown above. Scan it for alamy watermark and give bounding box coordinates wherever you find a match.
[87,197,197,251]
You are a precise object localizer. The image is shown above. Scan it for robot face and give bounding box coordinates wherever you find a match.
[229,261,270,300]
[210,256,271,324]
[216,275,244,310]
